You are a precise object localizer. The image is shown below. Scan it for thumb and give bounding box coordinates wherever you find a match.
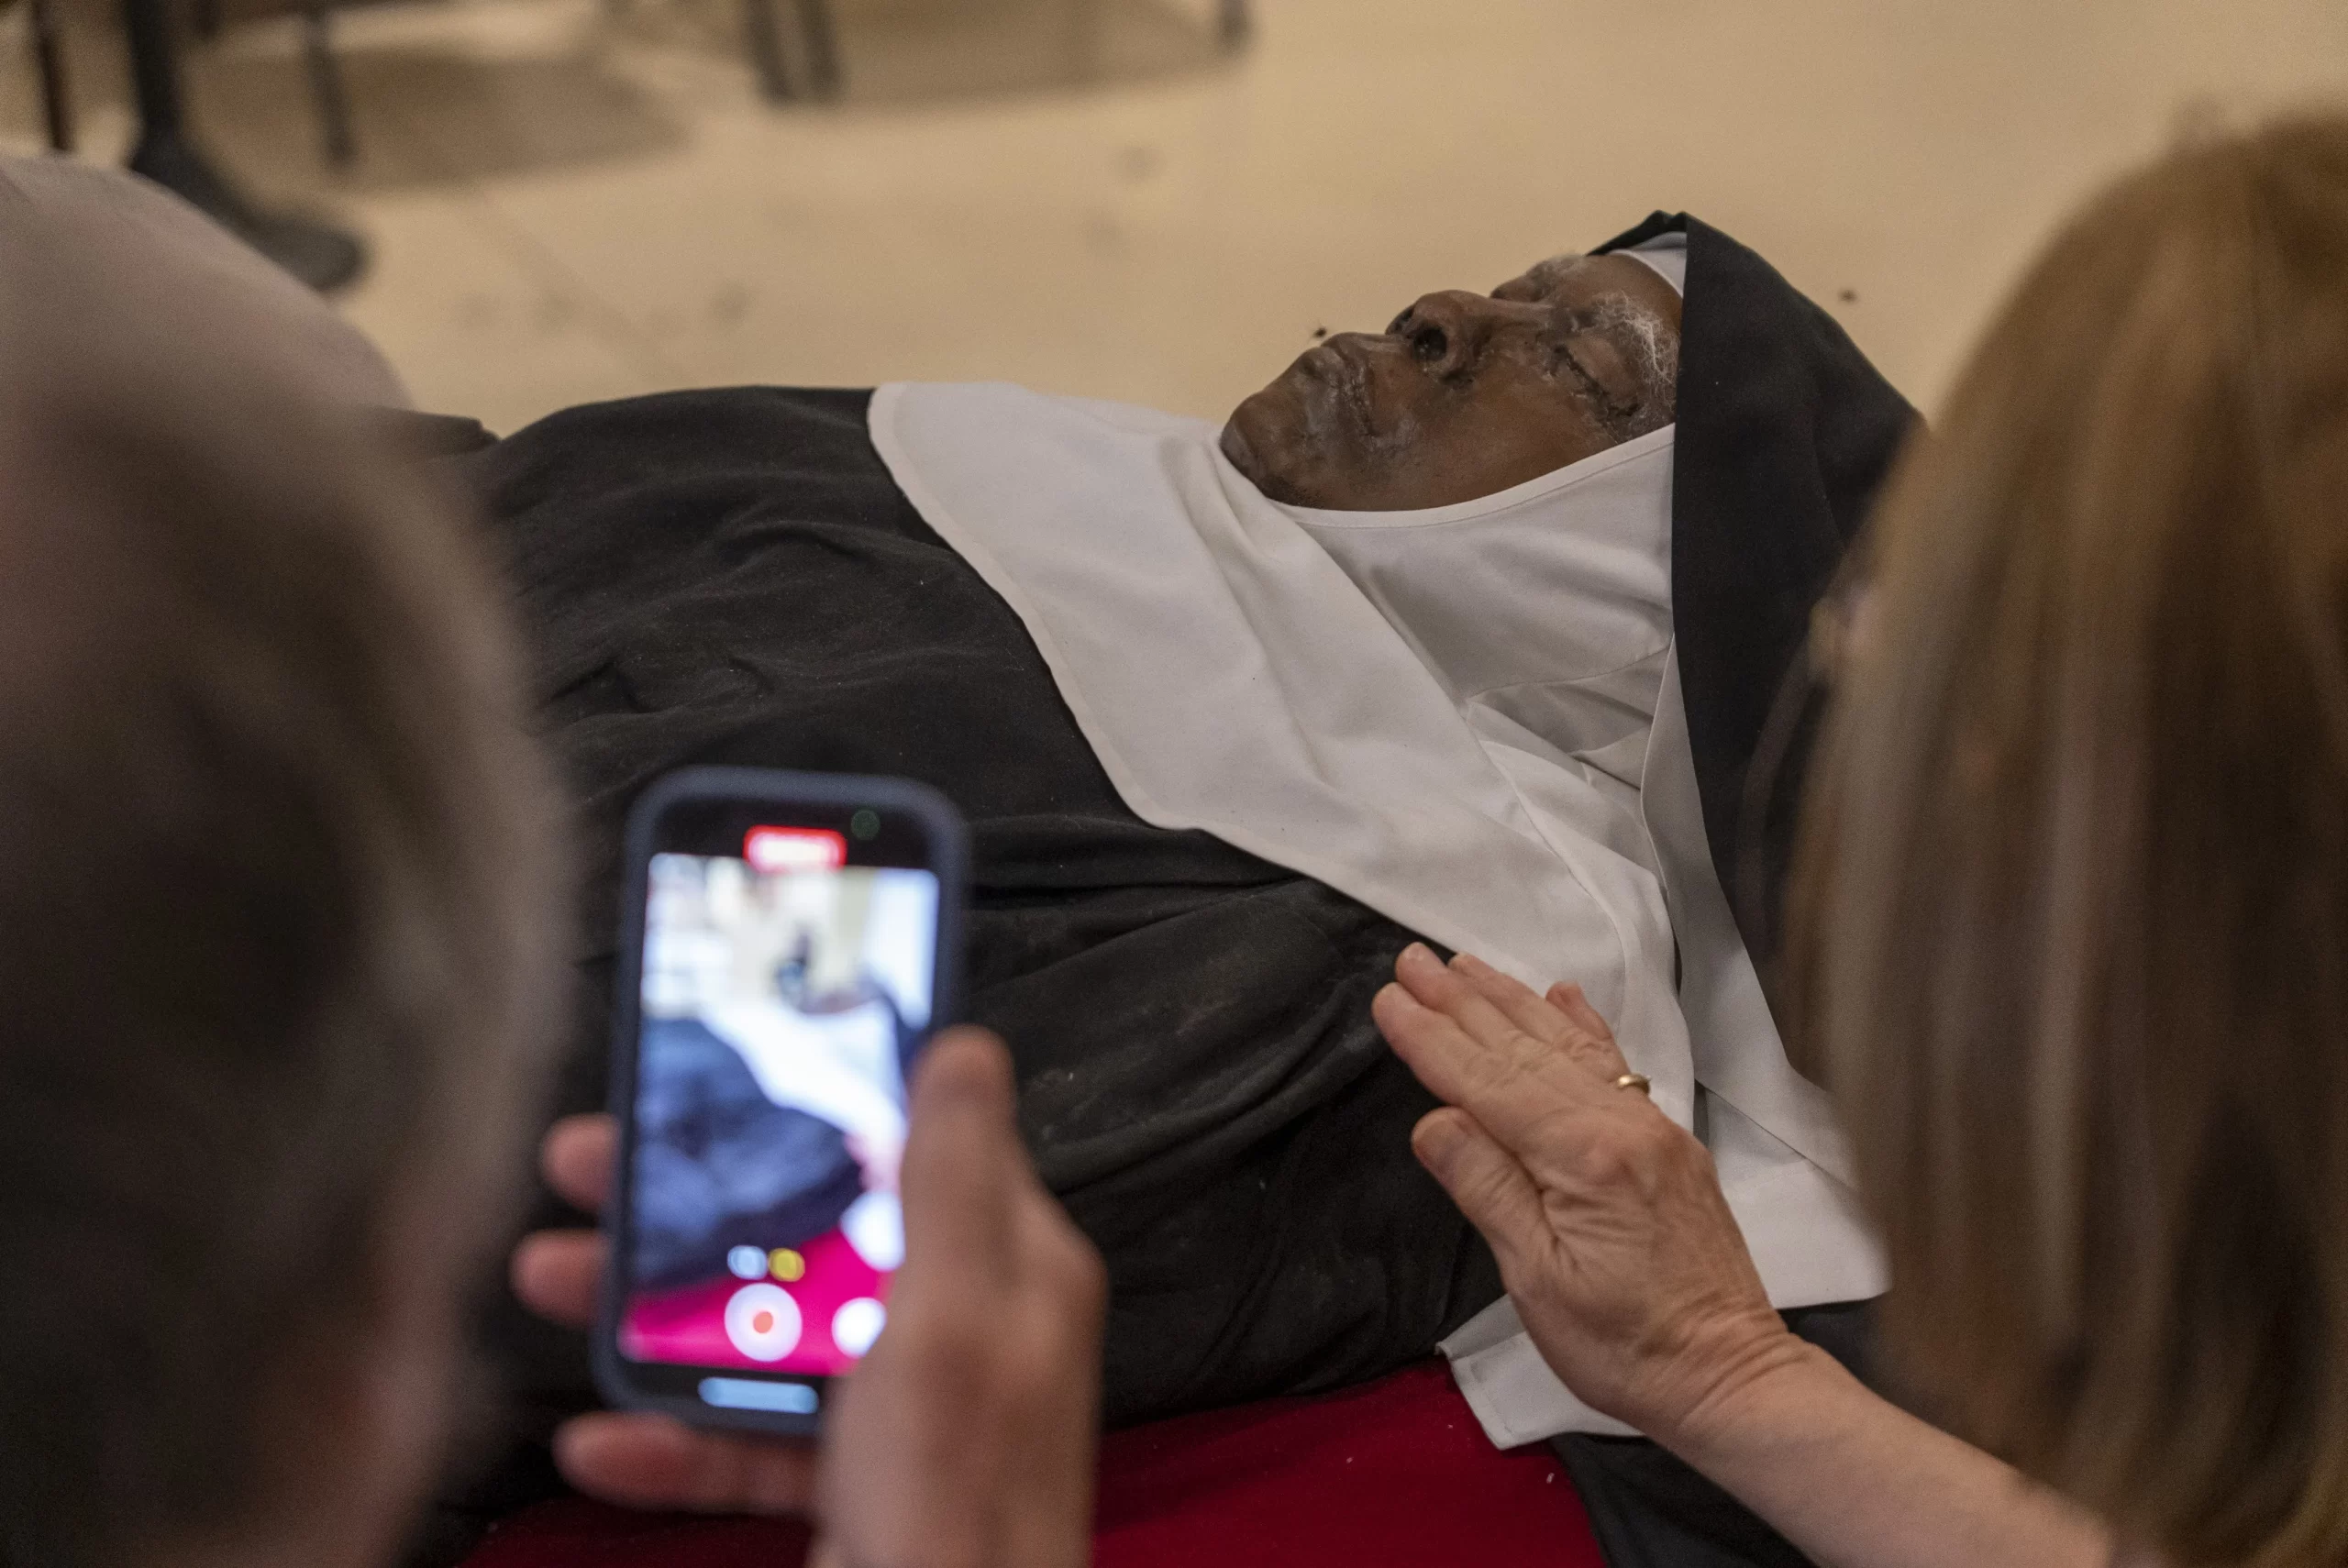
[900,1027,1022,1283]
[1412,1108,1547,1264]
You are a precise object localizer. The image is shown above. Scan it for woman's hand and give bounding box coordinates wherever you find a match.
[511,1029,1105,1568]
[1373,944,1806,1445]
[1379,947,2116,1568]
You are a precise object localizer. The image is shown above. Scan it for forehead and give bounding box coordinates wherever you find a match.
[1503,250,1657,295]
[1507,253,1593,293]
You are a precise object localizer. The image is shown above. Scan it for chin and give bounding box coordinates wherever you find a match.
[1220,386,1314,505]
[1217,415,1265,481]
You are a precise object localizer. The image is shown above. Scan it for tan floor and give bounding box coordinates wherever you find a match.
[4,0,2345,433]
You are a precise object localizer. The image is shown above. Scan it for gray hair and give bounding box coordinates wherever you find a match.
[1513,250,1682,439]
[1589,293,1679,441]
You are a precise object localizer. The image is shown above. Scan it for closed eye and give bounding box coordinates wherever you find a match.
[1554,341,1611,403]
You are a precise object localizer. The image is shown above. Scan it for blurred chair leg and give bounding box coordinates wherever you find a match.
[744,0,792,102]
[121,0,367,290]
[301,0,358,167]
[792,0,838,100]
[1216,0,1247,49]
[28,0,73,150]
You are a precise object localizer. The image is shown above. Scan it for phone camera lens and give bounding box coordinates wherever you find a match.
[849,809,880,840]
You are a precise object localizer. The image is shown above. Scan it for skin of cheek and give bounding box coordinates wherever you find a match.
[1352,368,1601,509]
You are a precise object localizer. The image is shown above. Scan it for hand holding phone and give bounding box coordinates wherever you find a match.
[512,763,1104,1549]
[510,1030,1105,1562]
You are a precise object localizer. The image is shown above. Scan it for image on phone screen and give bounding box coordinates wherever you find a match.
[619,828,938,1382]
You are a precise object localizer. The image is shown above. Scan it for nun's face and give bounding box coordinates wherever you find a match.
[1219,253,1681,512]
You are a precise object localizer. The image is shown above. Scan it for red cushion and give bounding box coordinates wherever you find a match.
[461,1361,1602,1568]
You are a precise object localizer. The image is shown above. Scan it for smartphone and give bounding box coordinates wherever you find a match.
[595,766,968,1435]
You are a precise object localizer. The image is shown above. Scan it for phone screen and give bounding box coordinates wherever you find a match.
[617,821,939,1394]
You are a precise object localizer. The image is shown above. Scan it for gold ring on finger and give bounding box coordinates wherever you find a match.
[1612,1072,1652,1096]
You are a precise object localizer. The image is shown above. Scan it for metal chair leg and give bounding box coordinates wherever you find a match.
[301,0,356,166]
[744,0,792,101]
[120,0,367,291]
[28,0,73,150]
[792,0,838,100]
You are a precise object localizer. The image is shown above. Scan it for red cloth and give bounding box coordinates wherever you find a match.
[461,1361,1602,1568]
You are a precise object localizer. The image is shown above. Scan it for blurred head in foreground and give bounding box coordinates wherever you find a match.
[1795,114,2348,1568]
[0,222,561,1566]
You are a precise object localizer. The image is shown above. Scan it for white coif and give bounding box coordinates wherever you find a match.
[869,320,1883,1443]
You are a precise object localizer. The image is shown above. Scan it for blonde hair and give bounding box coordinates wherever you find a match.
[1793,114,2348,1567]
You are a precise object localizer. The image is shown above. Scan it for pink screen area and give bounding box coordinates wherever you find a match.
[619,1225,889,1377]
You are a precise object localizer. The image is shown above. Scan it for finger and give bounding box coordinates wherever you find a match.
[542,1114,618,1213]
[552,1412,818,1515]
[1375,981,1587,1146]
[1393,944,1557,1071]
[509,1229,604,1327]
[1373,978,1489,1104]
[1447,955,1630,1077]
[900,1027,1022,1287]
[1448,953,1611,1064]
[1546,982,1617,1046]
[1410,1108,1549,1271]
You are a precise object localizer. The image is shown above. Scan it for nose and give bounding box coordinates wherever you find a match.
[1387,291,1508,380]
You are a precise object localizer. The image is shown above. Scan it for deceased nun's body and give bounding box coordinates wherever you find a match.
[465,216,1916,1508]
